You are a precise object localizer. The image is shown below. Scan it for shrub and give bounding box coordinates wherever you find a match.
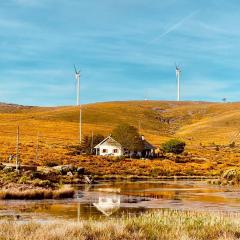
[18,175,29,184]
[161,139,186,154]
[0,188,75,200]
[52,188,75,199]
[82,134,105,155]
[115,156,125,161]
[45,161,59,167]
[32,179,54,188]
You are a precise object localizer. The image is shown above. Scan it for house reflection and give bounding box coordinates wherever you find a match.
[93,194,121,216]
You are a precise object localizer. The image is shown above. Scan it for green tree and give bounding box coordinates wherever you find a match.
[161,139,186,154]
[82,134,105,154]
[67,134,105,155]
[111,124,144,152]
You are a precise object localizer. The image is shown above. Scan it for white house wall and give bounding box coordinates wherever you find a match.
[99,143,123,156]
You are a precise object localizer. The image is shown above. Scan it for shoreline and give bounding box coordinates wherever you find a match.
[95,175,217,181]
[0,175,216,200]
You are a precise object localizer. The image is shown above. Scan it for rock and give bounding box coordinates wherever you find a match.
[53,165,76,175]
[20,165,37,171]
[76,167,85,175]
[222,169,238,181]
[0,163,4,170]
[67,171,73,177]
[3,166,15,172]
[84,175,95,184]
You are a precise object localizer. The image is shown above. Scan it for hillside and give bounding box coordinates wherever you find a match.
[1,100,240,175]
[1,100,239,143]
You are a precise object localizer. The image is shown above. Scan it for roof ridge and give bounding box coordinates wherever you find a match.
[94,135,121,148]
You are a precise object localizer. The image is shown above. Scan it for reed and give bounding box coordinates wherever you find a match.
[0,188,74,200]
[0,210,240,240]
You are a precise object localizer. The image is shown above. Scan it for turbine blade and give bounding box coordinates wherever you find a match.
[74,65,78,74]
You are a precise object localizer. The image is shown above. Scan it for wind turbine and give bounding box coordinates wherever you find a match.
[175,64,181,101]
[74,65,82,144]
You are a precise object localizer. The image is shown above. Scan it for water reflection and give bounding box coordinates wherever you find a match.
[93,194,120,216]
[2,181,240,221]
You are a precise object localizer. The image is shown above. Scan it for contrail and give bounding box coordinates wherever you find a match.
[150,10,199,44]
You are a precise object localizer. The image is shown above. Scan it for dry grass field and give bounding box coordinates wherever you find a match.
[1,100,240,176]
[1,210,240,240]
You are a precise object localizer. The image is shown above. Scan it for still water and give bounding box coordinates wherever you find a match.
[1,180,240,221]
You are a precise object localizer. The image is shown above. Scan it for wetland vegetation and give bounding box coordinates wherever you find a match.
[1,210,240,240]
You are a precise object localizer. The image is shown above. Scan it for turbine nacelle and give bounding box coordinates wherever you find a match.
[175,64,181,77]
[74,65,81,80]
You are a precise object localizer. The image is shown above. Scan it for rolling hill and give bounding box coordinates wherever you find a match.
[1,100,240,173]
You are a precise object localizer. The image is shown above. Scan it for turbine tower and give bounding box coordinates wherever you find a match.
[74,65,82,144]
[175,64,181,101]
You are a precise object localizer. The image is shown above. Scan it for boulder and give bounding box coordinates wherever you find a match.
[53,165,76,175]
[3,166,15,172]
[67,171,73,177]
[76,167,85,175]
[20,165,37,171]
[0,163,4,170]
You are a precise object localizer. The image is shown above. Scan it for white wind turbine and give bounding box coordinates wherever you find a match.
[74,65,82,143]
[175,64,181,101]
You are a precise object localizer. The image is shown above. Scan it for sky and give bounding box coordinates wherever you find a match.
[0,0,240,106]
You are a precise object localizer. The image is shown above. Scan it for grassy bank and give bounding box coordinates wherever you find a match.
[1,210,240,240]
[0,188,74,200]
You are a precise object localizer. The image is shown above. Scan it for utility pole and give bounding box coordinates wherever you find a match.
[79,106,82,144]
[36,132,39,162]
[138,120,141,133]
[90,131,94,154]
[74,65,82,144]
[16,126,19,172]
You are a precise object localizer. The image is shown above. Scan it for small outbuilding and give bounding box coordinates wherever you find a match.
[139,135,157,158]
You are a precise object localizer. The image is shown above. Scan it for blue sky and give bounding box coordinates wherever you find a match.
[0,0,240,106]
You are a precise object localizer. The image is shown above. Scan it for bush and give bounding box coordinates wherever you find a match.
[82,134,105,155]
[0,188,75,200]
[18,175,29,184]
[32,179,54,188]
[45,161,59,167]
[161,139,186,154]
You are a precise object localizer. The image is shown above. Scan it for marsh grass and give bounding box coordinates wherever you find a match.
[0,188,74,200]
[0,210,240,240]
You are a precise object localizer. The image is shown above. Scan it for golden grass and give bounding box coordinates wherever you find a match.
[0,188,74,200]
[0,210,240,240]
[1,100,240,176]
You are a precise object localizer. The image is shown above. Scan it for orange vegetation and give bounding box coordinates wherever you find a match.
[1,100,240,176]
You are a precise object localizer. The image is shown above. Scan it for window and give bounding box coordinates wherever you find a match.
[102,149,108,153]
[113,149,118,153]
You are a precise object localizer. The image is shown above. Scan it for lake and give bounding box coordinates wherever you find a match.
[1,180,240,221]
